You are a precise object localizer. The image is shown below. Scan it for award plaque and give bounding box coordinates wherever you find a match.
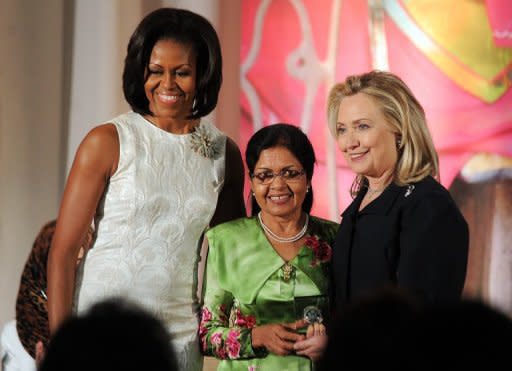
[294,295,329,332]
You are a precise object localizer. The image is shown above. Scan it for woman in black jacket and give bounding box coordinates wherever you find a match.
[326,70,469,312]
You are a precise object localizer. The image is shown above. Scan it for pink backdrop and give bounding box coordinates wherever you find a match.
[239,0,512,220]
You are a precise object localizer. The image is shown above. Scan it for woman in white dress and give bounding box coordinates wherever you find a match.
[47,8,246,370]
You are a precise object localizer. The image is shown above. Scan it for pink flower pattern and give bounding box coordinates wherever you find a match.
[199,307,212,351]
[305,235,332,267]
[226,329,242,358]
[199,303,254,360]
[234,309,257,329]
[211,332,223,347]
[201,307,212,321]
[216,347,227,359]
[218,304,228,322]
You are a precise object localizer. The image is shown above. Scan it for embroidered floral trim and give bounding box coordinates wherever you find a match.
[199,305,255,359]
[218,304,228,322]
[199,307,213,351]
[234,309,257,329]
[304,235,332,267]
[226,329,242,358]
[189,124,223,159]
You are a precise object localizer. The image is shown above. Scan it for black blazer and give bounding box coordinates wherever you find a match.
[332,176,469,312]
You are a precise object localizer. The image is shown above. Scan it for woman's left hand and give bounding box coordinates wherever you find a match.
[293,323,328,361]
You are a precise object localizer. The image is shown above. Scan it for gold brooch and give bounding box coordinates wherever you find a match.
[189,125,223,159]
[282,263,294,281]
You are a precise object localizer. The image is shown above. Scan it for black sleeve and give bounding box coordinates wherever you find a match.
[397,192,469,303]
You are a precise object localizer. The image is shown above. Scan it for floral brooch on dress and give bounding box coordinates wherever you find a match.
[304,236,332,267]
[189,124,223,159]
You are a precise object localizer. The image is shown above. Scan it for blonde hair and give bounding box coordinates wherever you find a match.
[327,70,439,195]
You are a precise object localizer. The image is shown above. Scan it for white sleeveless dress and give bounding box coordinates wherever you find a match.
[73,112,226,371]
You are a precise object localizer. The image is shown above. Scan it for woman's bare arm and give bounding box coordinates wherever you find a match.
[47,124,118,334]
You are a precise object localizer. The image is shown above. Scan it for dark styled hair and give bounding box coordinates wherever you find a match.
[39,298,178,371]
[245,123,316,215]
[122,7,222,119]
[15,220,93,358]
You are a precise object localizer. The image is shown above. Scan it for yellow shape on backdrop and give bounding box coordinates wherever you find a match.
[388,0,512,102]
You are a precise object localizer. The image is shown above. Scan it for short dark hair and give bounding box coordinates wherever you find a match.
[245,123,316,215]
[39,298,178,371]
[123,7,222,119]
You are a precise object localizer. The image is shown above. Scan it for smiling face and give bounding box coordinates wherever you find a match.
[144,39,197,127]
[251,146,309,220]
[336,93,399,180]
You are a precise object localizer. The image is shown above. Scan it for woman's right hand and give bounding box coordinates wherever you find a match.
[294,323,328,361]
[251,322,306,356]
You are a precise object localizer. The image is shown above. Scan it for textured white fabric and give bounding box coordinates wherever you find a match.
[1,320,36,371]
[73,112,226,371]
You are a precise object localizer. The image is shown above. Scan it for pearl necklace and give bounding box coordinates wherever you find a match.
[257,212,309,243]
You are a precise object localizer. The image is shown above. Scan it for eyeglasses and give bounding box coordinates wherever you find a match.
[250,169,306,185]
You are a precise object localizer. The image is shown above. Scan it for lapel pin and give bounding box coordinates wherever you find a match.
[405,185,415,197]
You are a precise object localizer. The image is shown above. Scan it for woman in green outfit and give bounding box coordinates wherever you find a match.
[199,124,339,370]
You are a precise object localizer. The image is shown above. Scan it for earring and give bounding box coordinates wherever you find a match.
[396,138,402,149]
[252,191,255,196]
[306,186,310,193]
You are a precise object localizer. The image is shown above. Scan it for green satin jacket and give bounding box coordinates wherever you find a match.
[199,216,338,370]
